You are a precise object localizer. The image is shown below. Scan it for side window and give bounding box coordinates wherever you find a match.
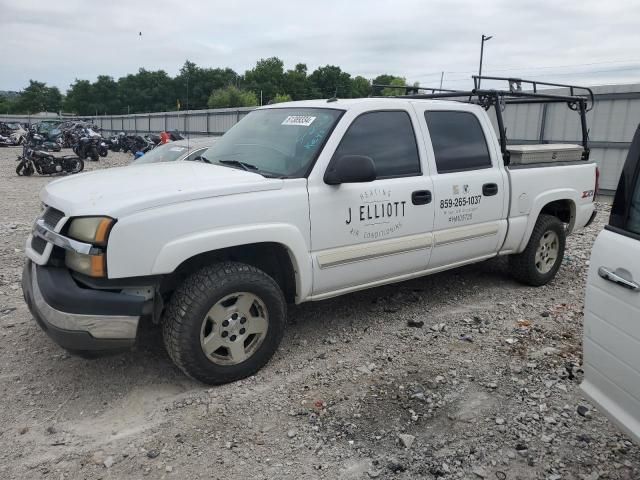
[332,111,420,178]
[611,127,640,236]
[627,170,640,235]
[425,111,492,173]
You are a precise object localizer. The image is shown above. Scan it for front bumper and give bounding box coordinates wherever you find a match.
[22,260,145,353]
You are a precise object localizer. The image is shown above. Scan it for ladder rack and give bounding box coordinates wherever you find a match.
[371,75,594,163]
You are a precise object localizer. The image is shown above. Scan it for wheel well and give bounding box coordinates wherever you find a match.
[160,242,297,304]
[540,199,575,226]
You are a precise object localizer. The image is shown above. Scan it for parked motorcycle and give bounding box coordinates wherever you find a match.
[98,139,109,157]
[15,133,84,176]
[72,129,101,161]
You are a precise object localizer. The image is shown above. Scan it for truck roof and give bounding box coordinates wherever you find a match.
[259,97,469,111]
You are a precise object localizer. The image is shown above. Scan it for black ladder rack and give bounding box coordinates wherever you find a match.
[371,75,594,163]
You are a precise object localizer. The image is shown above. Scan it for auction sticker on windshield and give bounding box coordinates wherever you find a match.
[282,115,316,126]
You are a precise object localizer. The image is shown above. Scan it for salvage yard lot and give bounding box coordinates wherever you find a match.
[0,146,638,480]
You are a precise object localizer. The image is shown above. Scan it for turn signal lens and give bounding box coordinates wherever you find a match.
[65,251,106,278]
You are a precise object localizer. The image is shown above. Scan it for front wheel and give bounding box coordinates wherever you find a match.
[509,214,566,286]
[16,159,26,176]
[162,262,286,384]
[16,159,33,176]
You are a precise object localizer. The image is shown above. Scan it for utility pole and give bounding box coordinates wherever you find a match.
[478,34,493,89]
[439,72,444,90]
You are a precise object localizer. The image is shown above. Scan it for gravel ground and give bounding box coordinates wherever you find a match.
[0,145,637,480]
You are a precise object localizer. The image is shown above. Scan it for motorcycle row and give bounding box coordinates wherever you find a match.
[6,119,185,176]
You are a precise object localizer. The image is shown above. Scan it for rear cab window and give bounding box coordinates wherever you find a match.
[425,111,492,173]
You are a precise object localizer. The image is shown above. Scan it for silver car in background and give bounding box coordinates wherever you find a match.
[131,137,217,165]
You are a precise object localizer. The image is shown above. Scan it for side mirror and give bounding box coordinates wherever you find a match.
[324,155,377,185]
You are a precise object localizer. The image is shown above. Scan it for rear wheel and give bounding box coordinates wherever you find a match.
[162,262,286,384]
[509,214,566,286]
[71,158,84,173]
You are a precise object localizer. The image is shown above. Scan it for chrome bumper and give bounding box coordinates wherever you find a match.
[30,264,139,338]
[22,261,143,352]
[32,219,96,255]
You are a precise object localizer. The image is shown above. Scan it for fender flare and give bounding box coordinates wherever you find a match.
[517,189,577,252]
[151,223,312,302]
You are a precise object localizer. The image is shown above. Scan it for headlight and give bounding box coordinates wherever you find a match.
[65,216,114,277]
[67,216,114,246]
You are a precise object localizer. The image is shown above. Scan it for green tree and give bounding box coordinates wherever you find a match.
[0,93,18,114]
[351,76,371,98]
[243,57,285,104]
[382,77,408,96]
[117,68,175,113]
[270,93,292,104]
[283,63,311,100]
[64,79,93,115]
[308,65,352,98]
[207,85,258,108]
[14,80,62,113]
[174,60,237,110]
[92,75,120,114]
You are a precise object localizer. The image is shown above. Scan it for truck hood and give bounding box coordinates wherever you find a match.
[41,162,284,217]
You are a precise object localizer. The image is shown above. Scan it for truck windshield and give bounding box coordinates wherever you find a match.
[201,107,343,177]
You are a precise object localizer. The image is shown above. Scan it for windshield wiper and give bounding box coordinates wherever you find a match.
[217,159,259,172]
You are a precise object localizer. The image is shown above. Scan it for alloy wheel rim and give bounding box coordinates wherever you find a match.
[535,230,560,274]
[199,292,269,366]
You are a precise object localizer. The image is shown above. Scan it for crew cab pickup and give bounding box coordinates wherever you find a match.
[22,83,598,384]
[581,125,640,444]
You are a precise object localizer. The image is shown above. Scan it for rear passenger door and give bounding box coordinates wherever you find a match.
[414,105,508,269]
[581,126,640,443]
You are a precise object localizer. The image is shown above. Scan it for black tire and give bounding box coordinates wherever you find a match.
[162,262,286,384]
[509,214,566,286]
[71,158,84,173]
[99,147,108,157]
[16,160,34,176]
[16,160,26,176]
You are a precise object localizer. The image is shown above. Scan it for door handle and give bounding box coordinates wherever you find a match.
[412,190,432,205]
[483,183,499,196]
[598,266,640,291]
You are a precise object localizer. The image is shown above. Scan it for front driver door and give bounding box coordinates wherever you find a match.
[308,109,435,298]
[581,125,640,443]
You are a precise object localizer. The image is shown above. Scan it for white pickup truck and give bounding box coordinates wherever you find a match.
[22,79,598,384]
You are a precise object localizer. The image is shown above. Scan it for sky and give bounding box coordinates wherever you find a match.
[1,0,639,93]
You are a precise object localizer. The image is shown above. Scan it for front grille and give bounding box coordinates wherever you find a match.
[31,235,47,254]
[42,207,65,228]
